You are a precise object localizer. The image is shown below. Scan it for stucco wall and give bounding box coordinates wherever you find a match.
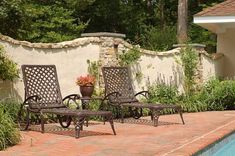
[201,53,224,81]
[130,49,184,92]
[217,28,235,77]
[0,36,100,100]
[0,34,221,101]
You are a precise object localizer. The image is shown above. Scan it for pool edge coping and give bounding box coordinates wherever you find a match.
[161,119,235,156]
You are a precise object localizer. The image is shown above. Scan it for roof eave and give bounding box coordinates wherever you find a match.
[194,16,235,34]
[194,16,235,24]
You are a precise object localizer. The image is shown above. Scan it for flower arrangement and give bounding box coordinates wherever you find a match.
[76,74,96,86]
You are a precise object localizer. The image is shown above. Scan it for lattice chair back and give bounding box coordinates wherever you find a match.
[22,65,64,109]
[102,67,138,104]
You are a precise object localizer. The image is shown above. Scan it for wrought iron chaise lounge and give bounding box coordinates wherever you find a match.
[18,65,116,138]
[102,66,185,126]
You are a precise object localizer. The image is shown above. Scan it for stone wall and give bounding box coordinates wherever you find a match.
[0,33,223,100]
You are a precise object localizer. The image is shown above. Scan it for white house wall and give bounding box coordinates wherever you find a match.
[217,28,235,78]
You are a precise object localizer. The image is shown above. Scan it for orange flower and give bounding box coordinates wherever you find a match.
[76,75,96,86]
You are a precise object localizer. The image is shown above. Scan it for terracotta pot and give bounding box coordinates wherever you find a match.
[79,85,94,97]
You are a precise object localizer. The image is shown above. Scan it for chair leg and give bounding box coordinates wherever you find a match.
[152,110,160,127]
[25,109,30,130]
[75,118,85,138]
[120,106,124,123]
[40,113,45,133]
[177,108,185,124]
[150,109,153,121]
[86,117,89,127]
[103,116,106,125]
[108,115,116,135]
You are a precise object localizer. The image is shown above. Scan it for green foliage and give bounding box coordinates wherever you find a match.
[148,83,179,104]
[179,92,208,112]
[202,78,220,94]
[147,83,180,114]
[180,45,198,95]
[87,60,100,87]
[86,88,105,120]
[176,78,235,112]
[140,26,177,51]
[119,47,141,66]
[0,100,21,123]
[0,0,24,38]
[0,45,19,81]
[0,101,21,150]
[202,79,235,110]
[189,24,217,53]
[18,1,87,43]
[0,0,224,49]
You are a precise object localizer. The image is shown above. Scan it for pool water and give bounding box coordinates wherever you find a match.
[213,139,235,156]
[194,131,235,156]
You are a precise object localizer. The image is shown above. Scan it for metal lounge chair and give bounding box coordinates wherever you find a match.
[18,65,116,138]
[102,66,185,126]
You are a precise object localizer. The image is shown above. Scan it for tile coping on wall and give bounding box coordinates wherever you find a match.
[81,32,126,38]
[0,34,220,59]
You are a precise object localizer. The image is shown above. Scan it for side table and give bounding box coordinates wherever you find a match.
[80,96,104,126]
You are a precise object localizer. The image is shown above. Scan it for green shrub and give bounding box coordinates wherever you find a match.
[0,100,21,123]
[202,78,220,94]
[140,26,177,51]
[148,83,179,114]
[179,92,208,112]
[205,80,235,110]
[189,24,217,54]
[0,108,20,150]
[0,45,19,81]
[148,83,179,104]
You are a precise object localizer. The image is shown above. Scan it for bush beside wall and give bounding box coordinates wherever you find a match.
[147,79,235,113]
[0,100,20,150]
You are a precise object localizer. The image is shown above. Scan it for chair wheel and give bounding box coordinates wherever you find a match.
[58,115,72,128]
[130,107,143,119]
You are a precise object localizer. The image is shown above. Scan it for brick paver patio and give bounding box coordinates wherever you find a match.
[1,111,235,156]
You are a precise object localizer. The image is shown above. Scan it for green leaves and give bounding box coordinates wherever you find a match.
[0,100,21,150]
[0,0,223,49]
[180,45,198,95]
[148,83,179,104]
[203,79,235,110]
[119,47,141,66]
[140,26,177,51]
[0,0,24,38]
[18,2,87,43]
[0,45,19,81]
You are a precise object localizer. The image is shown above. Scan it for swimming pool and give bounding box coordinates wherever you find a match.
[194,130,235,156]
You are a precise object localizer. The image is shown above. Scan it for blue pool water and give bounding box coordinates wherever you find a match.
[213,139,235,156]
[194,131,235,156]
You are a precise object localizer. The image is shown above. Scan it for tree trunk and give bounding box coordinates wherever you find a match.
[159,0,165,29]
[177,0,188,43]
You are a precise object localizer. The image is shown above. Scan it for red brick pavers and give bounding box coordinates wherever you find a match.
[0,111,235,156]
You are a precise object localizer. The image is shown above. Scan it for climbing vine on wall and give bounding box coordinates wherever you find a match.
[118,46,141,66]
[87,59,101,86]
[180,45,199,95]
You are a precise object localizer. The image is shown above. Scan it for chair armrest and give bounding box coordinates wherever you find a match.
[101,92,122,106]
[102,92,122,100]
[135,91,149,99]
[63,94,81,109]
[23,95,41,110]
